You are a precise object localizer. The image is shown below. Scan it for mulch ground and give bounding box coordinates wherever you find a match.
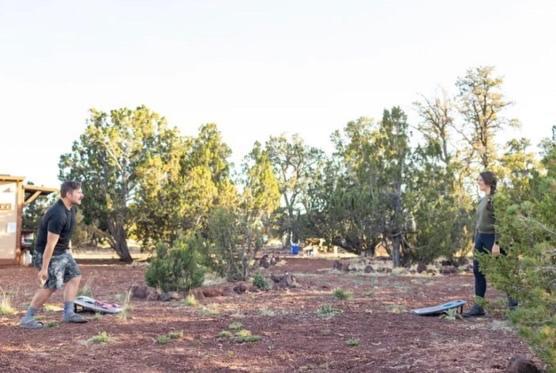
[0,258,543,372]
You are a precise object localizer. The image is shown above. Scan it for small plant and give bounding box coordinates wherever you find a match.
[78,277,94,298]
[86,331,111,345]
[0,289,16,316]
[198,304,220,317]
[183,294,198,307]
[333,288,352,300]
[218,330,233,339]
[316,304,342,318]
[43,304,63,312]
[252,273,270,290]
[156,330,183,345]
[259,308,277,317]
[93,313,103,321]
[228,321,243,331]
[46,321,60,328]
[234,329,262,343]
[387,304,407,314]
[440,308,463,321]
[117,290,133,321]
[346,338,360,347]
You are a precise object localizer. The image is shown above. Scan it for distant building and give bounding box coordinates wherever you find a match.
[0,175,56,265]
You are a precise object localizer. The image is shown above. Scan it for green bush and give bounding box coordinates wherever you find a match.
[252,273,270,290]
[145,236,205,292]
[478,138,556,371]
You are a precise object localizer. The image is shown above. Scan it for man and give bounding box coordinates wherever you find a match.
[20,181,87,328]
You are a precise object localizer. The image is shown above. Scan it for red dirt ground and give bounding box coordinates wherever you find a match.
[0,258,543,372]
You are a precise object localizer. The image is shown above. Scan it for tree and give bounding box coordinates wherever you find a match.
[413,90,454,165]
[375,107,412,266]
[455,66,514,169]
[202,142,280,281]
[133,123,234,249]
[59,106,177,262]
[306,117,385,255]
[478,128,556,368]
[405,94,475,265]
[265,134,324,244]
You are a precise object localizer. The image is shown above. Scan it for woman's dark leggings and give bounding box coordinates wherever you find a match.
[473,233,495,298]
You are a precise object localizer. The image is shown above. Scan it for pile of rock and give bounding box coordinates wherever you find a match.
[259,254,280,269]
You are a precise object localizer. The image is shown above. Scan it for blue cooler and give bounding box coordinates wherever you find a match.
[290,243,300,255]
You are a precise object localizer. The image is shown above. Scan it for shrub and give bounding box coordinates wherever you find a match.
[145,236,205,292]
[253,273,270,290]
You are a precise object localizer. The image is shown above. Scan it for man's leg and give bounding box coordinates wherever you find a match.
[61,254,87,323]
[30,288,56,309]
[20,287,55,328]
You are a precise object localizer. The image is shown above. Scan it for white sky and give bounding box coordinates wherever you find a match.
[1,0,555,187]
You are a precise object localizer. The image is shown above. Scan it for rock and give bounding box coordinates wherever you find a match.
[416,262,427,273]
[259,254,271,269]
[233,282,248,294]
[190,289,206,301]
[392,267,408,276]
[168,291,182,300]
[332,260,343,271]
[130,285,149,300]
[440,265,458,275]
[364,265,374,273]
[202,288,224,298]
[159,292,172,302]
[222,286,235,297]
[506,356,541,373]
[271,273,298,289]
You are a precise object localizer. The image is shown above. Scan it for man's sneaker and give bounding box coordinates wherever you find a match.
[63,313,88,323]
[20,317,45,329]
[462,304,485,318]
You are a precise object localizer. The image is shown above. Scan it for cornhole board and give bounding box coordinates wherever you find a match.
[411,300,466,316]
[74,296,122,315]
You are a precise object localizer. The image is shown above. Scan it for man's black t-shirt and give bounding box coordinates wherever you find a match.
[34,199,76,255]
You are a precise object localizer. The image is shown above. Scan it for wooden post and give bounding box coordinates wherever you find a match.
[15,181,24,265]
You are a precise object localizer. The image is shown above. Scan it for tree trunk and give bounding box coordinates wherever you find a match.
[107,217,133,263]
[392,234,401,268]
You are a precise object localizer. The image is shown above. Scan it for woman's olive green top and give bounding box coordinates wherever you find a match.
[476,195,498,242]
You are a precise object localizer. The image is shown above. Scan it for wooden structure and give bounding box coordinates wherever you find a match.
[0,175,57,265]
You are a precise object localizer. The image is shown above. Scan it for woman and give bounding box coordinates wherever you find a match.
[463,171,515,317]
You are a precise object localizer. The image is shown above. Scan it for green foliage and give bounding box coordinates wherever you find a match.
[183,294,198,307]
[440,308,463,321]
[233,329,262,343]
[316,304,342,318]
[228,321,243,331]
[478,130,556,369]
[265,134,325,243]
[86,331,111,345]
[346,338,360,347]
[59,106,177,261]
[455,66,514,169]
[252,273,270,290]
[0,289,16,316]
[156,331,183,345]
[332,288,352,300]
[145,236,205,292]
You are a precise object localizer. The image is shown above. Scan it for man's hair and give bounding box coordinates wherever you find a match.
[61,181,81,198]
